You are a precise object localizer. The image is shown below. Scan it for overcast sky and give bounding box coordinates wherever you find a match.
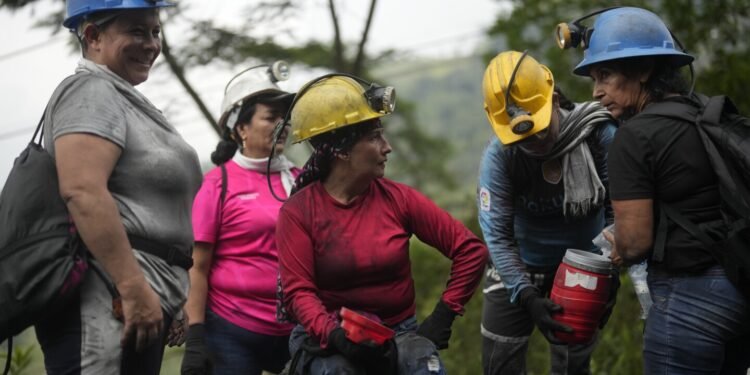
[0,0,505,185]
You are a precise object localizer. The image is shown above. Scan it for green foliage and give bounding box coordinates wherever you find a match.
[385,99,458,195]
[377,57,493,216]
[5,344,34,375]
[0,0,36,9]
[486,0,750,113]
[161,345,185,374]
[410,239,484,375]
[0,330,45,375]
[166,1,460,195]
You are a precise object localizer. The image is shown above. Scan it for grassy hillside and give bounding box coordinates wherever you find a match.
[375,56,494,220]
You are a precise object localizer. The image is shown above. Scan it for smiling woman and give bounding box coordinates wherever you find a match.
[87,9,163,86]
[32,1,203,374]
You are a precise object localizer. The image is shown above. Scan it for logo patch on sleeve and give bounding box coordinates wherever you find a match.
[479,187,491,211]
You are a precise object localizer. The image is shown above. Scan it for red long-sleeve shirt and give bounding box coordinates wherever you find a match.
[276,178,488,347]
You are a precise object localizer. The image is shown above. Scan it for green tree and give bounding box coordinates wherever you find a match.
[169,0,456,193]
[485,0,750,113]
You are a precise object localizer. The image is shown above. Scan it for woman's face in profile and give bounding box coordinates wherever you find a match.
[347,127,392,179]
[92,9,162,86]
[238,102,288,158]
[589,65,644,119]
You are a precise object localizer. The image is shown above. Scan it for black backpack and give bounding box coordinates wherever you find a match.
[0,113,89,373]
[640,94,750,300]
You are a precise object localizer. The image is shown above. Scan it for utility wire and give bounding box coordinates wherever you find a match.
[0,22,488,140]
[398,31,485,53]
[0,53,483,141]
[0,35,67,63]
[0,126,36,142]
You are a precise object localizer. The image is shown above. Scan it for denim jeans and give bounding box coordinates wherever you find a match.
[288,316,446,375]
[644,265,750,374]
[204,308,291,375]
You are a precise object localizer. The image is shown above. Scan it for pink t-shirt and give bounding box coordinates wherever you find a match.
[192,160,298,336]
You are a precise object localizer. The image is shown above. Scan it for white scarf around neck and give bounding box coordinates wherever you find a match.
[232,153,296,196]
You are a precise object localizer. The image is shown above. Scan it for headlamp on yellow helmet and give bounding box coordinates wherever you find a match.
[482,50,554,145]
[285,74,396,144]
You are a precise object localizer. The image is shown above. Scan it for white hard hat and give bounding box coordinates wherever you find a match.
[218,61,294,131]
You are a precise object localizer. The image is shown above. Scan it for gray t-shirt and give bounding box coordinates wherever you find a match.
[43,64,203,316]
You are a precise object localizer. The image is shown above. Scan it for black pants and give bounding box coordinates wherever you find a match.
[481,266,596,375]
[35,271,171,375]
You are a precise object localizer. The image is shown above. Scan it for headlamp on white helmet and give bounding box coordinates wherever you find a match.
[219,61,293,132]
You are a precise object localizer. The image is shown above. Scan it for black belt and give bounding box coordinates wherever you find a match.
[127,234,193,270]
[82,234,193,317]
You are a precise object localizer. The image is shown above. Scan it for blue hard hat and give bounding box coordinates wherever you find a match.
[64,0,175,31]
[573,7,694,76]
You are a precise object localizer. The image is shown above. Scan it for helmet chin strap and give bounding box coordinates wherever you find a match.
[267,119,289,202]
[504,50,536,136]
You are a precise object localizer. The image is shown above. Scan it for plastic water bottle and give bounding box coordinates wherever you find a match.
[629,261,652,319]
[592,224,615,259]
[592,223,653,320]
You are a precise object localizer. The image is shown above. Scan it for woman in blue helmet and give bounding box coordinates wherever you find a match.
[567,6,750,373]
[35,1,202,374]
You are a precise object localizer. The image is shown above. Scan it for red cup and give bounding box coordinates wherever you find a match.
[550,249,613,344]
[340,307,395,346]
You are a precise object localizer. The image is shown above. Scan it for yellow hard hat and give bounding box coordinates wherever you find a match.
[482,51,555,145]
[289,75,395,143]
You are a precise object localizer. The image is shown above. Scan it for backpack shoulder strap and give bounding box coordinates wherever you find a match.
[638,96,703,125]
[653,202,722,262]
[653,206,669,262]
[220,163,228,209]
[645,95,712,262]
[32,108,47,146]
[702,96,727,126]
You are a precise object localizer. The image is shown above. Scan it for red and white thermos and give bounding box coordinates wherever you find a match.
[550,249,613,344]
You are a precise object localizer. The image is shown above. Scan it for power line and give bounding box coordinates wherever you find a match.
[0,23,489,141]
[0,126,36,142]
[399,31,485,53]
[0,35,67,63]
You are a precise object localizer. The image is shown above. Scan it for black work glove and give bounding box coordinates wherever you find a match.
[599,268,621,329]
[181,324,213,375]
[416,300,458,350]
[328,327,388,363]
[518,288,573,345]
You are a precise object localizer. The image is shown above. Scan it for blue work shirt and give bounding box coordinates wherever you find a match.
[477,118,616,303]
